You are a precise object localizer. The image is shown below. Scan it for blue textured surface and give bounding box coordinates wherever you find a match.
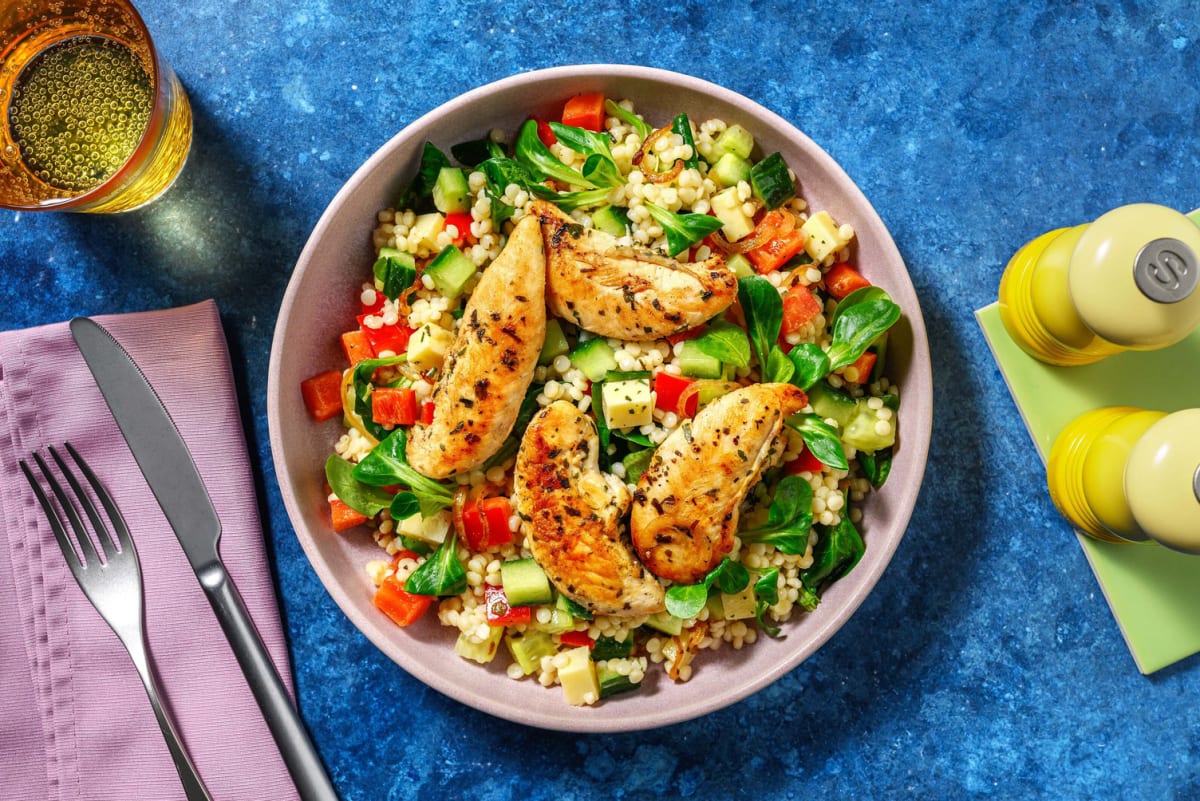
[4,1,1200,798]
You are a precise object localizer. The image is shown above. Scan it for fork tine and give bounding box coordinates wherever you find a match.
[31,450,101,569]
[19,458,84,572]
[64,442,136,558]
[49,444,118,561]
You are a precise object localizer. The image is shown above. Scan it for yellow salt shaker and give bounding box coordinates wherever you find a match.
[999,203,1200,365]
[1047,407,1200,553]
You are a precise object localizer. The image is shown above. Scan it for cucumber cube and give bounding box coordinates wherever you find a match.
[569,337,618,382]
[592,205,631,238]
[501,558,554,606]
[506,630,556,675]
[432,166,470,214]
[726,253,755,279]
[454,626,503,664]
[677,340,723,379]
[713,124,754,160]
[842,401,896,453]
[709,152,753,188]
[425,244,477,300]
[539,318,570,365]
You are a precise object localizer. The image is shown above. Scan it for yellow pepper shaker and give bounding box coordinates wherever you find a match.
[999,203,1200,365]
[1047,406,1200,553]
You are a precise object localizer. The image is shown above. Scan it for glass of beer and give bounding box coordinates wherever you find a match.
[0,0,192,213]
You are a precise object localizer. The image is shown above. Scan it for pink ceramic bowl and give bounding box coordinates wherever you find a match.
[267,64,932,732]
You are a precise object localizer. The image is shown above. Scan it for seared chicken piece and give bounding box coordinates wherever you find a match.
[631,383,809,585]
[531,200,737,340]
[406,215,546,478]
[514,400,666,617]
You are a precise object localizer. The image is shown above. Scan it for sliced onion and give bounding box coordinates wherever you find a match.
[452,485,470,536]
[710,208,796,255]
[633,125,684,184]
[675,379,740,416]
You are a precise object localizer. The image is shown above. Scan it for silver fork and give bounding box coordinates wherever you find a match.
[20,444,213,801]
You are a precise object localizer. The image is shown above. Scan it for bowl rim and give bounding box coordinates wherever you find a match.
[267,63,933,732]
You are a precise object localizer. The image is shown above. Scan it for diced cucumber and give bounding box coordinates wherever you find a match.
[749,152,796,210]
[808,380,858,429]
[713,124,754,160]
[597,662,640,699]
[500,558,554,606]
[539,318,570,365]
[558,592,593,621]
[406,323,455,371]
[505,630,556,675]
[569,337,618,382]
[842,401,896,453]
[432,166,470,214]
[677,339,723,379]
[622,448,655,484]
[709,152,752,188]
[425,244,477,300]
[704,592,725,620]
[455,626,503,664]
[720,585,757,620]
[645,611,683,635]
[592,205,631,237]
[726,252,755,279]
[602,378,653,430]
[710,185,755,242]
[592,636,633,661]
[378,245,408,259]
[558,646,599,706]
[533,605,575,634]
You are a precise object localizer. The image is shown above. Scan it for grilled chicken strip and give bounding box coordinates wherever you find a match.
[531,200,737,340]
[630,383,809,585]
[406,214,546,479]
[514,400,666,617]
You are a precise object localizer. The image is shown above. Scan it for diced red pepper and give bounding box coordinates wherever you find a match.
[561,92,606,132]
[478,496,514,547]
[843,351,877,384]
[559,630,594,649]
[371,386,418,426]
[361,288,386,317]
[373,572,434,627]
[745,210,807,274]
[329,498,368,532]
[300,370,344,422]
[443,211,475,245]
[420,400,436,426]
[358,315,414,357]
[781,284,823,336]
[534,117,556,146]
[484,584,533,627]
[460,502,486,550]
[653,371,699,417]
[666,326,705,345]
[783,446,826,476]
[341,330,373,367]
[826,263,871,300]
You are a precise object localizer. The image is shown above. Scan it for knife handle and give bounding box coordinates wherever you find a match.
[198,562,340,801]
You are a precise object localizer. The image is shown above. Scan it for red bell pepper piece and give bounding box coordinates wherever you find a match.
[745,210,806,274]
[300,370,344,422]
[373,571,434,627]
[371,387,418,426]
[443,211,475,245]
[478,496,514,547]
[561,92,606,132]
[484,584,533,627]
[666,326,704,346]
[652,371,698,417]
[534,117,556,146]
[361,288,386,317]
[420,400,436,426]
[781,284,823,336]
[559,630,594,649]
[329,498,368,532]
[783,446,825,476]
[358,315,414,357]
[826,263,871,300]
[843,351,877,384]
[341,329,373,367]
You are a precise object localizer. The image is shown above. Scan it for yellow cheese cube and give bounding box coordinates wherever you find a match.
[558,646,599,706]
[602,379,653,430]
[406,323,455,371]
[710,186,755,242]
[801,210,851,263]
[720,585,758,620]
[398,509,450,545]
[409,212,445,252]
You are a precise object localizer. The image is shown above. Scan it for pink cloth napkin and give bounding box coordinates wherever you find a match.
[0,300,303,801]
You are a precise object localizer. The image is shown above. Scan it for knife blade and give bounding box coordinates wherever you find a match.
[70,316,339,801]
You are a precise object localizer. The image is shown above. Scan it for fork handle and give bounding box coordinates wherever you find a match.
[125,640,214,801]
[198,562,340,801]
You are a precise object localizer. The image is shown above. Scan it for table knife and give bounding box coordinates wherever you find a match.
[70,316,339,801]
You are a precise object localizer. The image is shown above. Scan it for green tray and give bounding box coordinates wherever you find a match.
[977,303,1200,674]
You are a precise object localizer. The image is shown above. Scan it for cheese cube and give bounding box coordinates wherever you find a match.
[558,646,599,706]
[720,585,758,620]
[801,210,852,263]
[602,379,653,430]
[397,509,450,545]
[710,186,755,242]
[409,212,445,252]
[406,323,455,371]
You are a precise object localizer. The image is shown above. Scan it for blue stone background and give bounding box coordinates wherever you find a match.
[4,1,1200,798]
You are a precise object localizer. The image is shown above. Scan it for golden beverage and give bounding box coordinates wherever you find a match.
[0,0,192,213]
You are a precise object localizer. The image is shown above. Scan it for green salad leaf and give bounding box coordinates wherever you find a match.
[785,414,849,471]
[671,113,700,170]
[352,428,455,517]
[801,515,866,592]
[397,142,450,211]
[604,98,653,139]
[737,276,784,376]
[739,474,814,554]
[372,252,417,302]
[644,202,724,257]
[405,530,467,597]
[514,119,596,188]
[324,455,394,517]
[665,558,751,619]
[692,320,751,369]
[753,567,782,637]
